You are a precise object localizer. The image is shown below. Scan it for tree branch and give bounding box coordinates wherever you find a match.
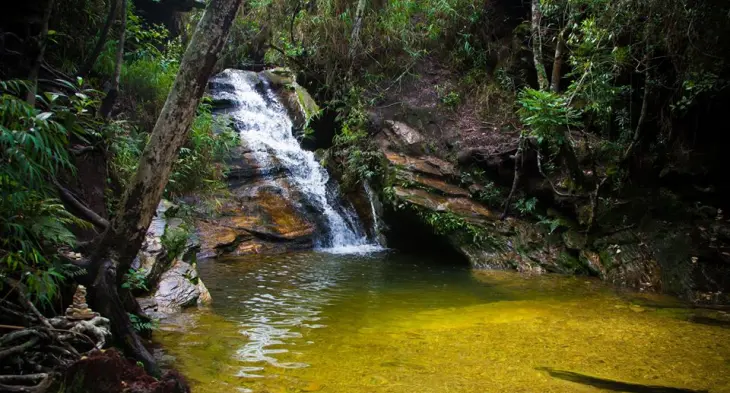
[53,179,109,230]
[0,374,48,383]
[537,149,589,199]
[80,0,119,77]
[0,337,40,362]
[550,26,568,93]
[501,132,526,219]
[26,0,56,106]
[531,0,548,91]
[622,76,650,164]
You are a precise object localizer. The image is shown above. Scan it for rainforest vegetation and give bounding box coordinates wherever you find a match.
[1,0,729,391]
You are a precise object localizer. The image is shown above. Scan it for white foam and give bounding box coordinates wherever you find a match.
[318,244,387,255]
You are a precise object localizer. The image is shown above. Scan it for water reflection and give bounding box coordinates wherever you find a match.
[156,251,730,393]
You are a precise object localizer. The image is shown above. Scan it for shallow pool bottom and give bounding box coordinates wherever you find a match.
[154,251,730,393]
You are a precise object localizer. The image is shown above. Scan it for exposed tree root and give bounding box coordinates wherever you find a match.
[0,280,112,392]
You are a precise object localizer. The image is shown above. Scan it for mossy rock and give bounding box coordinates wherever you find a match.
[261,67,295,87]
[259,68,320,131]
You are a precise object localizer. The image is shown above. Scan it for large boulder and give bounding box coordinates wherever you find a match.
[132,201,211,319]
[142,260,211,317]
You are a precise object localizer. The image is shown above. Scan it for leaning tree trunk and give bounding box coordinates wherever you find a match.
[86,0,245,376]
[99,0,127,119]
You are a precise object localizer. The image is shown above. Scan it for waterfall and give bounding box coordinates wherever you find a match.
[211,69,381,253]
[363,181,383,245]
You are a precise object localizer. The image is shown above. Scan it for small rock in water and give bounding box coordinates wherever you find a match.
[301,381,323,391]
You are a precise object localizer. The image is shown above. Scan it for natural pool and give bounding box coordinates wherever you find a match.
[154,251,730,393]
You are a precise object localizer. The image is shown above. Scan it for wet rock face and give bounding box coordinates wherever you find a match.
[260,67,320,134]
[195,70,321,258]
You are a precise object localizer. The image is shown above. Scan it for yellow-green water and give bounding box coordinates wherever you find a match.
[154,251,730,392]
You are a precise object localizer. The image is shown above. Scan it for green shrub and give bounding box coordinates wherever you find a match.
[0,79,96,302]
[166,99,239,197]
[161,224,192,261]
[120,57,178,130]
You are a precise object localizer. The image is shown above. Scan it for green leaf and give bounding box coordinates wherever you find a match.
[36,112,53,121]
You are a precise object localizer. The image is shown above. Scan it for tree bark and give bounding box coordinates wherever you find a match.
[501,133,526,219]
[86,0,245,376]
[79,0,120,77]
[559,134,586,187]
[550,27,568,93]
[530,0,548,91]
[99,0,127,119]
[349,0,367,60]
[26,0,55,106]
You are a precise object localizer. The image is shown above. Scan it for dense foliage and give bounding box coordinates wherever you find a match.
[0,1,237,302]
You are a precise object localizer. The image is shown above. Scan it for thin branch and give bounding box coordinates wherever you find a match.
[80,0,119,77]
[0,373,54,393]
[0,329,40,345]
[501,132,526,219]
[69,146,97,155]
[53,179,110,230]
[536,149,589,199]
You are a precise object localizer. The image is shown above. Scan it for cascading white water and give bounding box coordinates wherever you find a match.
[211,69,381,253]
[363,181,381,241]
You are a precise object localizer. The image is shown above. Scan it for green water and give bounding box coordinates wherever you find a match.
[155,251,730,392]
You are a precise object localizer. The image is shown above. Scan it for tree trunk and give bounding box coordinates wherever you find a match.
[622,78,650,164]
[79,0,120,77]
[530,0,548,91]
[87,0,245,376]
[559,135,586,187]
[26,0,55,106]
[501,133,526,219]
[99,0,127,119]
[349,0,367,60]
[550,27,567,93]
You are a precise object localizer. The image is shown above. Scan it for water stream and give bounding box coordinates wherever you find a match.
[155,251,730,393]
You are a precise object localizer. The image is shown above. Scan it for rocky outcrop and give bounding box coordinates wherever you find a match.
[373,115,730,303]
[261,68,320,133]
[142,260,211,317]
[132,201,212,319]
[381,146,570,273]
[194,70,320,258]
[194,185,316,257]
